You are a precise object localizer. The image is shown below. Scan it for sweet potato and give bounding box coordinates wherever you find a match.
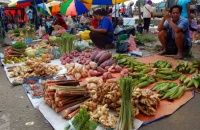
[94,50,106,62]
[90,50,100,61]
[89,70,102,76]
[99,59,114,68]
[97,52,112,65]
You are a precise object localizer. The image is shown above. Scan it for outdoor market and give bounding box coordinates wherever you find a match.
[0,0,200,130]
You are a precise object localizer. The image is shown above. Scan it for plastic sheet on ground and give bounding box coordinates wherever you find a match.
[38,102,143,130]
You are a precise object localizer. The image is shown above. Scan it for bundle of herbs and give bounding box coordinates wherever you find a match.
[117,77,135,130]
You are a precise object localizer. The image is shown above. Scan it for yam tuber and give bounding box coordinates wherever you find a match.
[89,70,102,76]
[97,52,112,65]
[90,50,100,61]
[94,50,106,62]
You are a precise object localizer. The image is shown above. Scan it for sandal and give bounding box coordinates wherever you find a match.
[157,50,167,55]
[174,55,183,59]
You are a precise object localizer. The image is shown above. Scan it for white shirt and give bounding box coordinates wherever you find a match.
[112,4,120,17]
[142,4,153,18]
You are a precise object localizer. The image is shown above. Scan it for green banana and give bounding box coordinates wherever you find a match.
[161,85,179,100]
[179,75,186,82]
[183,77,191,84]
[189,68,196,74]
[193,74,199,80]
[147,77,155,83]
[169,86,181,99]
[184,61,189,68]
[168,82,178,88]
[165,62,172,68]
[187,79,194,87]
[141,68,152,74]
[193,79,199,88]
[158,71,176,75]
[177,87,185,98]
[170,86,185,99]
[152,82,168,91]
[158,83,170,92]
[140,75,148,81]
[138,81,150,88]
[117,58,127,64]
[160,61,168,68]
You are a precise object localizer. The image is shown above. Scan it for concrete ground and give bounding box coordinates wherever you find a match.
[0,33,200,130]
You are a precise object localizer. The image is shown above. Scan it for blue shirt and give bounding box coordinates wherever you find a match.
[177,0,191,18]
[164,17,190,40]
[98,16,114,42]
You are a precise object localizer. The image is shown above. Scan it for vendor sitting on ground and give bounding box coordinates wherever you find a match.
[157,5,191,59]
[80,12,90,28]
[52,13,68,30]
[89,9,114,49]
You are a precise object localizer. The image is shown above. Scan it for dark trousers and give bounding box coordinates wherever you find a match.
[90,31,111,49]
[112,17,118,29]
[143,18,151,32]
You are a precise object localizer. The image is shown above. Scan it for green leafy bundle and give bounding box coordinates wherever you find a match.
[117,77,135,130]
[12,42,27,49]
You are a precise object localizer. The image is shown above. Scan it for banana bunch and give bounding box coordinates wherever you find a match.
[154,68,181,80]
[175,61,196,74]
[152,82,191,100]
[192,61,200,73]
[113,54,152,74]
[152,60,172,68]
[179,74,200,88]
[138,75,156,88]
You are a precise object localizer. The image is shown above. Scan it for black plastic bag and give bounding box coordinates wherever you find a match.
[116,42,129,53]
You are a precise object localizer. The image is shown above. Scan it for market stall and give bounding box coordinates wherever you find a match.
[1,31,200,130]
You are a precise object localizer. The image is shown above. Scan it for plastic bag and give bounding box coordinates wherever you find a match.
[128,35,139,52]
[74,40,89,51]
[79,30,90,40]
[114,25,123,34]
[116,42,129,53]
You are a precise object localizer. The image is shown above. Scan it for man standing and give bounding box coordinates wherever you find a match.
[14,10,20,28]
[157,5,191,59]
[111,4,120,28]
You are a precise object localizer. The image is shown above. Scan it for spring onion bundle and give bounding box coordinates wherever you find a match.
[57,33,76,54]
[117,77,135,130]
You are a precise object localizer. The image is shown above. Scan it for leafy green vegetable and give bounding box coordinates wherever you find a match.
[72,107,97,130]
[12,42,27,49]
[82,120,98,130]
[14,29,20,33]
[14,33,20,37]
[135,33,156,43]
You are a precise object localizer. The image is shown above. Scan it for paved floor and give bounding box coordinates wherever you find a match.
[0,38,200,130]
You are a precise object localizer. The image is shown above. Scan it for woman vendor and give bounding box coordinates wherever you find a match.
[89,9,114,49]
[52,13,68,30]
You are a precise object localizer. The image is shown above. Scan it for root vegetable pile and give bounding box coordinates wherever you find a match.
[8,58,61,84]
[132,88,160,116]
[65,63,88,80]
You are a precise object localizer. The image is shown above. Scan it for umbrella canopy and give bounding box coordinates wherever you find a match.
[8,0,31,7]
[81,0,128,5]
[46,0,61,7]
[0,0,11,4]
[37,3,51,16]
[60,0,91,16]
[17,0,47,4]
